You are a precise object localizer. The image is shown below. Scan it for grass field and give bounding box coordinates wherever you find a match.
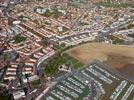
[44,53,84,76]
[66,43,134,79]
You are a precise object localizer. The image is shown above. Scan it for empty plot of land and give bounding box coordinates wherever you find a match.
[66,43,134,79]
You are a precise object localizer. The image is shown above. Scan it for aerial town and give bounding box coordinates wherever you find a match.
[0,0,134,100]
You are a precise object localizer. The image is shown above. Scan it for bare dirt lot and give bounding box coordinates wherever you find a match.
[67,43,134,79]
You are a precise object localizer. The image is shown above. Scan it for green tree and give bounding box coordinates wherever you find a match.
[41,37,49,46]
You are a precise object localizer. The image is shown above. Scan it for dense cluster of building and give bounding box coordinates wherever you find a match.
[0,0,133,100]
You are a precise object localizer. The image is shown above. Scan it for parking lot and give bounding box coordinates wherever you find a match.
[42,59,134,100]
[44,73,95,100]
